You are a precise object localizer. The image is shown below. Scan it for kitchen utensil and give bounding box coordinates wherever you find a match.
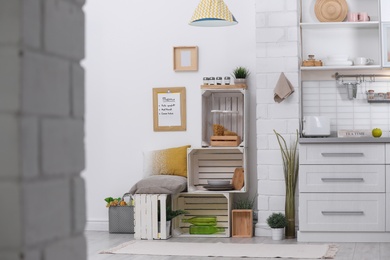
[315,0,348,22]
[232,168,244,190]
[207,180,230,186]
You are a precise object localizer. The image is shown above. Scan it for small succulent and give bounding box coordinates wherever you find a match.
[266,212,288,229]
[232,66,250,79]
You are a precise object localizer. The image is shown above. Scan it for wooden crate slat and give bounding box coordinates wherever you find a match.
[198,167,236,173]
[182,203,228,210]
[196,153,243,159]
[182,197,227,204]
[198,160,243,167]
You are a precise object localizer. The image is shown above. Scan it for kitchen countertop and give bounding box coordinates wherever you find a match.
[299,137,390,143]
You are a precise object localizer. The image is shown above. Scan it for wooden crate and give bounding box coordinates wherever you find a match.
[201,88,248,147]
[187,147,247,193]
[133,194,170,240]
[231,209,253,237]
[171,193,232,237]
[210,136,241,147]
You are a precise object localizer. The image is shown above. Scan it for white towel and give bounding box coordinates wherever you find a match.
[274,72,294,103]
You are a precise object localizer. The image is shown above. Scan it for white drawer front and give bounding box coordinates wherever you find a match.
[299,165,385,193]
[300,144,385,164]
[299,193,385,232]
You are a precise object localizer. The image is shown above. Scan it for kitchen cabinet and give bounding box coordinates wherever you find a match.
[298,142,390,242]
[300,0,381,70]
[382,23,390,67]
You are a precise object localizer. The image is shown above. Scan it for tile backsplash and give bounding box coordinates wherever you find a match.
[302,80,390,137]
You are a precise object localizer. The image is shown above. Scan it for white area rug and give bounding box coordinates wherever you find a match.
[100,240,338,259]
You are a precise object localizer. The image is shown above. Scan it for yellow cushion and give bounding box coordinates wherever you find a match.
[143,145,191,178]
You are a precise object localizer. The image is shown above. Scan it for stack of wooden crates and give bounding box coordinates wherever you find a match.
[171,84,250,238]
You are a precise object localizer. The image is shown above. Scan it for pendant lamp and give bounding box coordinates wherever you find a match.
[189,0,238,27]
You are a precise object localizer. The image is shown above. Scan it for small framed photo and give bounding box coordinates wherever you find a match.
[173,46,198,71]
[153,87,186,131]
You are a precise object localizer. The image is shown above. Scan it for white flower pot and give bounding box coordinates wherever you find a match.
[271,228,284,240]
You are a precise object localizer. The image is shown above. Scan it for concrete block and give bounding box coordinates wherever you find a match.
[0,0,20,44]
[268,103,299,119]
[268,12,298,27]
[23,178,71,245]
[72,176,86,233]
[257,150,283,165]
[44,235,86,260]
[256,88,274,104]
[256,134,268,149]
[258,180,285,196]
[267,42,298,57]
[0,182,21,248]
[256,119,287,134]
[71,64,85,118]
[257,195,269,210]
[0,47,20,112]
[255,13,266,27]
[0,115,19,178]
[22,51,70,116]
[257,164,268,180]
[44,0,85,60]
[42,118,85,174]
[21,117,39,178]
[269,196,285,211]
[287,27,298,41]
[255,0,284,12]
[256,28,285,43]
[256,104,268,119]
[286,0,298,11]
[22,0,41,48]
[269,165,284,180]
[256,42,267,57]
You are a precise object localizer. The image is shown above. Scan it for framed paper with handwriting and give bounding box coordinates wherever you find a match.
[153,87,186,131]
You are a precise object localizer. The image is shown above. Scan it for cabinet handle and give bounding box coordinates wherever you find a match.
[321,211,364,215]
[321,178,364,182]
[321,152,364,157]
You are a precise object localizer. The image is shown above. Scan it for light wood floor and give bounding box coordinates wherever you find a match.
[86,231,390,260]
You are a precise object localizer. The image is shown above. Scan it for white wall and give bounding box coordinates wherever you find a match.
[83,0,257,230]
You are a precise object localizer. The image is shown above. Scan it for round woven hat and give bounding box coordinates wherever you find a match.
[315,0,348,22]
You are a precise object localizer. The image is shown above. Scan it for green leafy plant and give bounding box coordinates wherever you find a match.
[273,129,299,238]
[231,66,250,79]
[159,206,187,221]
[234,195,255,209]
[266,212,288,229]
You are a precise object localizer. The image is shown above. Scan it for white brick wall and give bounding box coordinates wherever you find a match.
[302,80,390,136]
[0,0,86,258]
[255,0,300,236]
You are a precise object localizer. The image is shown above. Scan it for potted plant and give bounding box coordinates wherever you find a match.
[232,195,256,237]
[266,212,288,240]
[158,206,187,236]
[232,66,250,84]
[273,129,299,239]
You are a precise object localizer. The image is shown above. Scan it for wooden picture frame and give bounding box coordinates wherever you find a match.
[153,87,186,131]
[173,46,198,71]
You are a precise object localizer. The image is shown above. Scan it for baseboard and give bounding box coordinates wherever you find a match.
[86,220,108,231]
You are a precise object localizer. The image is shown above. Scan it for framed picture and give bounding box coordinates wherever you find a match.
[173,46,198,71]
[153,87,186,131]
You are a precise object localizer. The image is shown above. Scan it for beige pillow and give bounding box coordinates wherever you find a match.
[143,145,190,177]
[129,175,187,194]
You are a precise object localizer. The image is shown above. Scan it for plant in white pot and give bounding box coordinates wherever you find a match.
[158,206,187,237]
[266,212,288,241]
[232,66,250,84]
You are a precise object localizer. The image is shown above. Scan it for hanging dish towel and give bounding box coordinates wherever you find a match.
[274,72,295,103]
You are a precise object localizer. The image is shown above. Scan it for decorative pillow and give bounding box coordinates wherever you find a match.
[129,175,187,194]
[143,145,191,177]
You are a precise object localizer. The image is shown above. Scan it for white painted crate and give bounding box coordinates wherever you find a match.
[171,193,233,237]
[201,87,248,147]
[187,147,247,193]
[133,194,170,240]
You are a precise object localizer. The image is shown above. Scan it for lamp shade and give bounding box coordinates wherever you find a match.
[189,0,238,27]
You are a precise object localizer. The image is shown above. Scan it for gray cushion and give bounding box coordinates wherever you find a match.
[129,175,187,194]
